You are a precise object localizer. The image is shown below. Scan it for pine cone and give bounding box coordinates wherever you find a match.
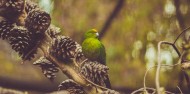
[0,0,25,21]
[50,36,83,63]
[0,18,14,40]
[22,33,43,61]
[25,9,51,34]
[0,0,24,12]
[8,26,32,58]
[8,26,30,52]
[80,60,109,87]
[8,26,39,61]
[46,25,61,38]
[25,0,39,14]
[21,30,46,61]
[33,57,59,81]
[58,79,86,94]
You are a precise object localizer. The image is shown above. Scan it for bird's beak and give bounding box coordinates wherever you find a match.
[96,32,99,37]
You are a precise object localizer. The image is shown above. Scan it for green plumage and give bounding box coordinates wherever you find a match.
[82,29,106,65]
[82,29,111,89]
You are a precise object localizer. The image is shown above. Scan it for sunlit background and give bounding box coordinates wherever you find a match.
[1,0,190,93]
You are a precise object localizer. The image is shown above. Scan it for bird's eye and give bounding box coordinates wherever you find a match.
[96,32,99,37]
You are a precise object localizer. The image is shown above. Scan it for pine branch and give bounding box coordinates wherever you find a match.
[39,34,118,93]
[0,0,119,93]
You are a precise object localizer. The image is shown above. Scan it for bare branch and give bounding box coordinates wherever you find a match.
[99,0,125,39]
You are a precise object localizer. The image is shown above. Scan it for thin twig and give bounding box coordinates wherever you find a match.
[155,40,185,94]
[143,66,156,92]
[156,41,181,57]
[143,42,183,94]
[143,17,190,94]
[156,41,167,94]
[143,63,181,93]
[174,0,190,90]
[173,26,190,44]
[131,87,156,94]
[177,86,183,94]
[142,27,187,93]
[173,1,190,88]
[131,87,175,94]
[155,41,182,94]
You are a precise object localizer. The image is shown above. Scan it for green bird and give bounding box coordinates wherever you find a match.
[82,29,111,88]
[82,29,106,65]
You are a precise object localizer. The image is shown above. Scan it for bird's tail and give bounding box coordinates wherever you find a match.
[104,75,112,89]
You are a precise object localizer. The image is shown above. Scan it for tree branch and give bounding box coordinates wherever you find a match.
[0,87,26,94]
[174,0,185,31]
[0,0,118,93]
[174,0,190,91]
[0,86,78,94]
[39,35,112,94]
[99,0,125,39]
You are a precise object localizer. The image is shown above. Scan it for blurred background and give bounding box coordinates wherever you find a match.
[1,0,190,93]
